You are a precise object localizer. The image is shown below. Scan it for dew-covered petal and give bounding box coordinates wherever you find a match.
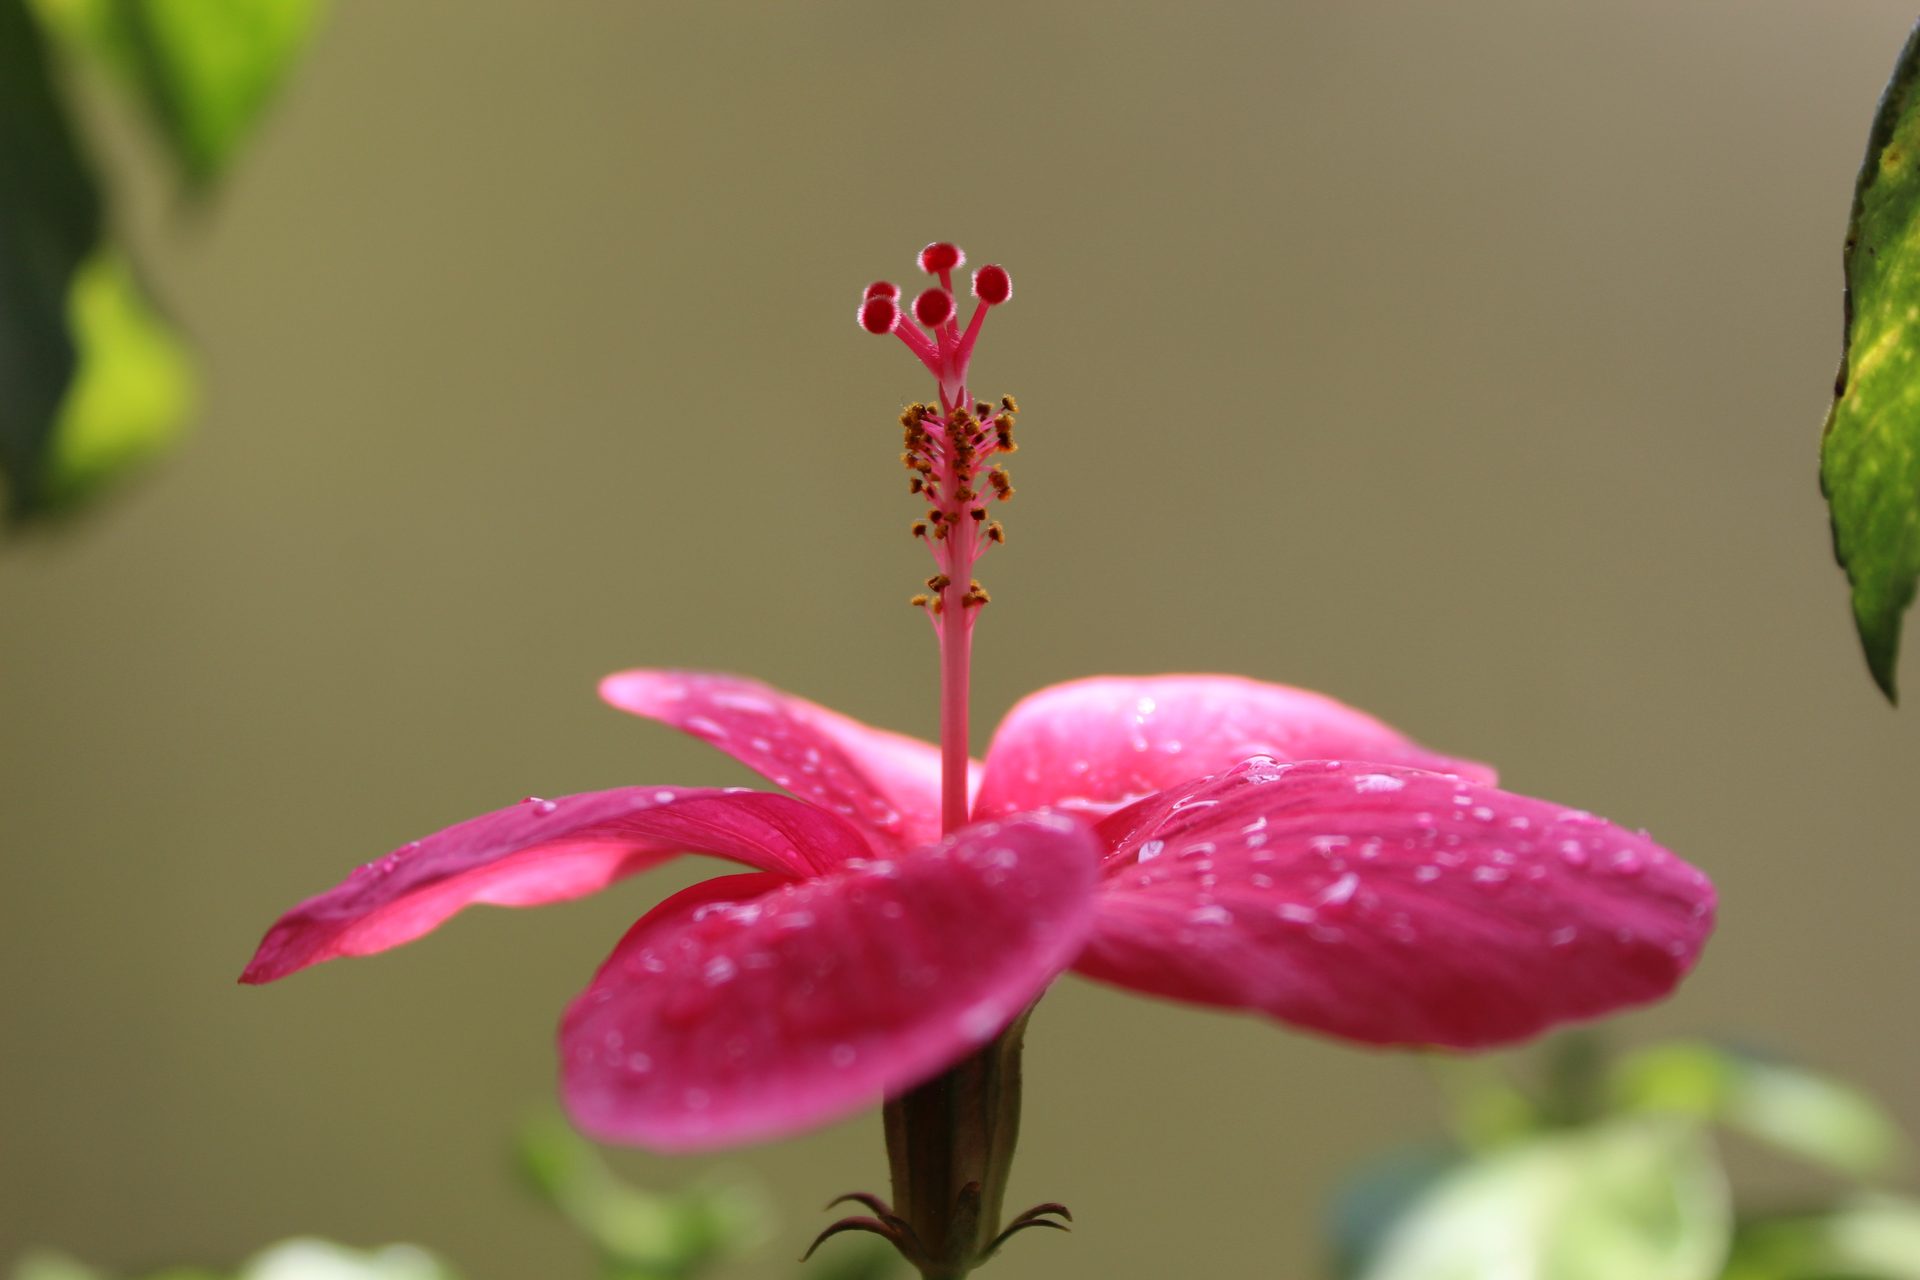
[1077,760,1714,1048]
[974,675,1495,821]
[242,788,867,983]
[599,669,976,853]
[560,813,1102,1151]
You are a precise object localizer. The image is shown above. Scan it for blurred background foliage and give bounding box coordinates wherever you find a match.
[4,3,1920,1278]
[0,0,318,525]
[19,1038,1918,1280]
[10,1115,897,1280]
[1334,1037,1920,1280]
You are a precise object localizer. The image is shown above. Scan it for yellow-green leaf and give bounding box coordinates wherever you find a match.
[1823,20,1920,701]
[1359,1118,1730,1280]
[29,0,323,186]
[1614,1041,1907,1182]
[38,250,194,513]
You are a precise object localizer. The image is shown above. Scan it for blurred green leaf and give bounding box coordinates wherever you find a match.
[1723,1196,1920,1280]
[237,1240,456,1280]
[1326,1146,1460,1280]
[1430,1055,1545,1150]
[11,1253,109,1280]
[11,1240,454,1280]
[1358,1117,1730,1280]
[516,1112,768,1279]
[0,0,101,523]
[28,0,323,186]
[796,1241,904,1280]
[40,248,194,513]
[1822,19,1920,701]
[1615,1042,1906,1180]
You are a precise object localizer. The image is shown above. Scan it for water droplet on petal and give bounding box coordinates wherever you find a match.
[1318,872,1360,911]
[959,1002,1003,1040]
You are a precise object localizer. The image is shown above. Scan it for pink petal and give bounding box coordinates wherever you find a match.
[559,813,1101,1151]
[600,669,975,853]
[1077,759,1714,1048]
[242,788,867,983]
[974,675,1495,822]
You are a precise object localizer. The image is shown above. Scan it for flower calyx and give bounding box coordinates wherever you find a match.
[804,1189,1072,1279]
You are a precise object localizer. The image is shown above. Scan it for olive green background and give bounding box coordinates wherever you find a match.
[4,3,1918,1276]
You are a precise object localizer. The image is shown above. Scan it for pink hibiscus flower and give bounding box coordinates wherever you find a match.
[242,668,1715,1151]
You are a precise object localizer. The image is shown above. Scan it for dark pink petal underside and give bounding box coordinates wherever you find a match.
[974,675,1495,822]
[242,788,867,983]
[559,813,1102,1151]
[600,669,971,853]
[1078,760,1714,1049]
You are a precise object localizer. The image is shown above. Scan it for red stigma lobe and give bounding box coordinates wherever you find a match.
[918,242,965,274]
[859,296,899,334]
[913,289,955,329]
[972,266,1012,306]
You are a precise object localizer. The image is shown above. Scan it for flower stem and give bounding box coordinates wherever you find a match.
[881,550,1024,1280]
[938,608,973,835]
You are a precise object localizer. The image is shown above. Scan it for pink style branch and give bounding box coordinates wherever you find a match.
[243,243,1716,1280]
